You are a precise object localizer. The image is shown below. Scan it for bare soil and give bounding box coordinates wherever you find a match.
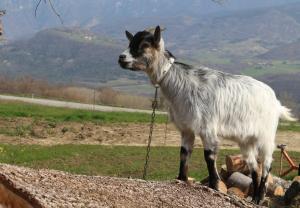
[0,118,300,151]
[0,164,259,208]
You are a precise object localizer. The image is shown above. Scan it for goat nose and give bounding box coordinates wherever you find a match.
[119,54,126,60]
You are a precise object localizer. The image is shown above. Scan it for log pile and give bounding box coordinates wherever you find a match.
[210,154,300,207]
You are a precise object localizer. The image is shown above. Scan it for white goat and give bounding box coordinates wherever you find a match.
[118,26,297,204]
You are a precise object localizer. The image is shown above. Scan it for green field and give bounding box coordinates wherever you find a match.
[0,101,167,124]
[0,100,299,132]
[0,144,299,181]
[243,61,300,77]
[278,122,300,132]
[0,100,299,181]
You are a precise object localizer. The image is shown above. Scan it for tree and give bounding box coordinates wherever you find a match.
[0,10,5,37]
[35,0,63,24]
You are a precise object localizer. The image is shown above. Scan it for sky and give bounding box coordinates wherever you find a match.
[1,0,300,39]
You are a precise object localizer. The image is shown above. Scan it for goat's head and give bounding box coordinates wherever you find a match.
[118,26,165,73]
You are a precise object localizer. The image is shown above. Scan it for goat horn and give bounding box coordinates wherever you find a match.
[145,26,166,34]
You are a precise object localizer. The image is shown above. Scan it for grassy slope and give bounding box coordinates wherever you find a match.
[0,101,167,124]
[0,101,299,181]
[242,61,300,77]
[0,144,299,181]
[0,100,298,131]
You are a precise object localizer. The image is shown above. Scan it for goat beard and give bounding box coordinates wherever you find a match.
[132,62,147,71]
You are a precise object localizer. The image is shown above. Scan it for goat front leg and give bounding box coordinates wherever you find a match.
[204,149,221,189]
[201,133,221,189]
[177,131,195,181]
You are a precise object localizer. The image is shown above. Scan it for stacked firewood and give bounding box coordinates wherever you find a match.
[203,155,300,207]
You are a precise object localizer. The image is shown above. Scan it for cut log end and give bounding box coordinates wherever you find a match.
[267,183,285,197]
[217,180,227,194]
[225,155,250,175]
[227,187,245,199]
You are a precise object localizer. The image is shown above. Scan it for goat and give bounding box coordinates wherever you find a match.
[118,26,297,204]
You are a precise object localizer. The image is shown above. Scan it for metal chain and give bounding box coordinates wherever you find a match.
[164,109,169,146]
[143,84,159,180]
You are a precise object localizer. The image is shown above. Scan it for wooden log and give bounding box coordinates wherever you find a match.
[267,183,284,197]
[293,176,300,182]
[227,187,245,199]
[226,172,252,195]
[0,183,35,208]
[220,164,231,181]
[267,173,274,185]
[225,155,249,174]
[200,177,227,193]
[284,180,300,205]
[273,176,292,190]
[217,180,227,194]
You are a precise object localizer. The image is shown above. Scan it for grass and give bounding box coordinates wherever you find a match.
[0,144,299,181]
[0,101,167,124]
[0,125,33,137]
[0,100,299,132]
[278,122,300,132]
[242,61,300,77]
[192,51,232,65]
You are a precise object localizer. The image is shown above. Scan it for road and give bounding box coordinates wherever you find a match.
[0,94,166,114]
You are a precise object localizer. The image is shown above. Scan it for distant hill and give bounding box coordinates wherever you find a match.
[0,28,146,83]
[0,1,300,104]
[259,40,300,61]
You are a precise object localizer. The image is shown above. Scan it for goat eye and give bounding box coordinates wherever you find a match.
[140,43,150,49]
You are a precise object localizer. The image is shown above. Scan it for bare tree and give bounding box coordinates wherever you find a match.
[35,0,63,24]
[0,10,5,37]
[34,0,226,25]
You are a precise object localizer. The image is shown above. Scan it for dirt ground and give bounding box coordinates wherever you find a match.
[0,117,300,151]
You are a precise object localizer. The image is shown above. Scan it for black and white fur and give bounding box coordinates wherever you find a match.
[118,26,297,204]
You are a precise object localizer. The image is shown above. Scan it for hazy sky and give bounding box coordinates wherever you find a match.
[2,0,300,39]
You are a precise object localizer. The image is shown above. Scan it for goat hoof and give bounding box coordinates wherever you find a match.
[176,176,188,182]
[251,197,262,205]
[174,179,187,184]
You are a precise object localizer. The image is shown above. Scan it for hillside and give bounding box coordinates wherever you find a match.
[0,28,146,83]
[259,40,300,60]
[0,2,300,104]
[1,0,298,40]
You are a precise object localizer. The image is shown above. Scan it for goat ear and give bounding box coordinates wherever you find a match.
[153,26,161,45]
[125,30,133,42]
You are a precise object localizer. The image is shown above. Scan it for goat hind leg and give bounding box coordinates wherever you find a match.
[255,153,273,204]
[243,149,260,203]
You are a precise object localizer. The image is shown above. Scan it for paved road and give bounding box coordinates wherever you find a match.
[0,95,166,114]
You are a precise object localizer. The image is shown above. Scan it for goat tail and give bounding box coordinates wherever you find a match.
[279,105,298,122]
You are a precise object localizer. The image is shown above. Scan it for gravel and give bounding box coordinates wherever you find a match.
[0,164,260,208]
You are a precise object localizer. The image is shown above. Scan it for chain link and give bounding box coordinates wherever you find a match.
[143,84,159,180]
[164,108,169,146]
